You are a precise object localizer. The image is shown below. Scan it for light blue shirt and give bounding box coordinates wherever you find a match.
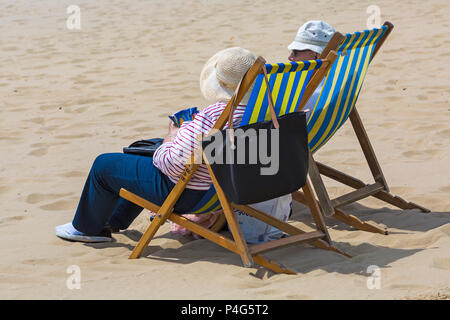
[303,78,324,121]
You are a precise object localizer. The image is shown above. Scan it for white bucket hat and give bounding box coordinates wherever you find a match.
[288,20,335,54]
[200,47,256,104]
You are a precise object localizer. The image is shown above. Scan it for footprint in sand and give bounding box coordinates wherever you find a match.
[412,124,445,132]
[438,186,450,195]
[72,78,95,85]
[102,110,130,118]
[133,125,153,133]
[158,113,170,119]
[74,106,90,113]
[417,94,428,101]
[0,134,21,141]
[40,199,78,211]
[28,147,48,157]
[383,95,402,102]
[4,46,19,52]
[39,104,58,111]
[0,185,13,196]
[61,170,85,178]
[402,149,441,160]
[379,121,397,129]
[0,215,26,226]
[54,133,93,139]
[27,117,45,125]
[26,192,74,204]
[433,258,450,270]
[389,284,430,291]
[438,129,450,139]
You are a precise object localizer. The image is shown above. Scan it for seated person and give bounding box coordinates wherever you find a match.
[287,20,335,119]
[55,47,257,242]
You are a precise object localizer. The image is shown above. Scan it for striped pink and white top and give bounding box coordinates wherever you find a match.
[153,102,246,190]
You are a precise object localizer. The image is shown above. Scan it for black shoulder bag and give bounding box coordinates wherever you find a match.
[123,138,164,157]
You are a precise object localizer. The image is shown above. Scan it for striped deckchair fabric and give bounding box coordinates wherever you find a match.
[240,60,324,126]
[186,185,221,214]
[307,26,387,153]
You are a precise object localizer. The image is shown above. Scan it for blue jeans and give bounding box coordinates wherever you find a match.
[72,153,206,234]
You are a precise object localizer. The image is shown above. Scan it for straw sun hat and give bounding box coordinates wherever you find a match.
[200,47,256,104]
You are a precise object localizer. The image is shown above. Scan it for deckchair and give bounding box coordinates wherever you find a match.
[119,51,351,275]
[289,22,429,235]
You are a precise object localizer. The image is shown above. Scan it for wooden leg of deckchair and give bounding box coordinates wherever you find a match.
[292,190,387,235]
[332,209,388,235]
[233,203,351,258]
[128,205,173,259]
[252,254,297,275]
[122,188,180,259]
[171,213,295,274]
[203,157,254,268]
[308,152,335,217]
[216,193,254,267]
[121,189,243,257]
[301,178,331,244]
[120,188,168,259]
[168,212,296,274]
[349,107,389,191]
[316,162,431,212]
[127,160,201,259]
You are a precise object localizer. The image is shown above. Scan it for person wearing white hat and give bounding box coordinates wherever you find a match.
[287,20,335,119]
[288,20,335,62]
[55,47,258,243]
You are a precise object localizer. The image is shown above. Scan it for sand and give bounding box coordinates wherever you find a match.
[0,0,449,299]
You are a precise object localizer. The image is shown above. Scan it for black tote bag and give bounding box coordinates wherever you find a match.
[201,65,309,205]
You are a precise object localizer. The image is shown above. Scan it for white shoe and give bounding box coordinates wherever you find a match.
[55,222,112,243]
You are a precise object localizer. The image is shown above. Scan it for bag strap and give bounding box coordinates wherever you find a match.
[262,65,280,129]
[227,64,280,146]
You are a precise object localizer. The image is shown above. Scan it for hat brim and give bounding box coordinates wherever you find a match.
[201,64,235,103]
[288,41,324,54]
[200,50,253,105]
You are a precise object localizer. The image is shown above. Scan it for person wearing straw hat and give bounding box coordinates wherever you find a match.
[55,47,258,243]
[163,47,292,243]
[288,20,335,119]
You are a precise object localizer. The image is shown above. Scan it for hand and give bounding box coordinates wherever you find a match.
[163,121,179,144]
[168,121,179,136]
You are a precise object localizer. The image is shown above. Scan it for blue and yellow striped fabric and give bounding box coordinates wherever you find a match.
[185,185,221,214]
[307,26,387,153]
[240,60,324,125]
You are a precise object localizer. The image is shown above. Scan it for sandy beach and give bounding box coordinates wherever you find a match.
[0,0,449,299]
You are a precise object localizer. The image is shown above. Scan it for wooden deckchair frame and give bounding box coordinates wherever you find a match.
[292,22,430,235]
[119,52,350,275]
